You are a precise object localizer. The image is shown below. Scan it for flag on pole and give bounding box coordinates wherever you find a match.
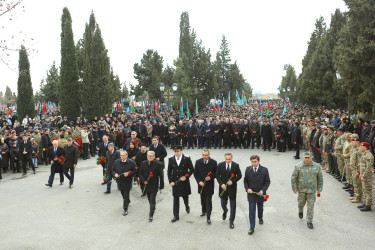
[242,90,247,105]
[179,97,183,119]
[228,91,230,107]
[282,96,287,116]
[236,89,241,105]
[186,100,190,120]
[195,99,198,114]
[267,100,271,116]
[222,97,225,114]
[258,100,262,117]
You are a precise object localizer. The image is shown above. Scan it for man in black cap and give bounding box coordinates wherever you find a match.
[167,145,194,222]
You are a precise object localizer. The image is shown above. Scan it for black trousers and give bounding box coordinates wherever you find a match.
[251,135,260,148]
[83,143,89,159]
[221,197,236,222]
[223,137,231,148]
[147,192,157,215]
[120,190,130,210]
[21,155,34,174]
[295,143,300,158]
[243,136,251,148]
[187,137,194,148]
[263,138,272,150]
[173,195,189,219]
[200,195,212,217]
[10,159,20,172]
[205,137,212,148]
[63,166,75,185]
[42,150,49,164]
[233,135,241,148]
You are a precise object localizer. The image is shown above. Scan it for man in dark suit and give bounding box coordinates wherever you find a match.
[292,122,302,159]
[216,153,242,229]
[63,138,78,189]
[112,151,137,216]
[104,143,120,194]
[45,140,64,187]
[139,151,164,221]
[135,144,148,196]
[244,155,271,235]
[98,135,112,185]
[194,149,217,224]
[204,118,214,149]
[167,145,194,222]
[186,120,197,149]
[19,133,35,175]
[261,120,273,151]
[41,129,52,165]
[149,136,167,168]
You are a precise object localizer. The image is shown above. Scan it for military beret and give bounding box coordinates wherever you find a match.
[173,145,183,151]
[303,151,313,158]
[327,125,335,130]
[350,133,359,138]
[295,122,300,126]
[351,138,360,141]
[67,138,73,142]
[360,142,370,147]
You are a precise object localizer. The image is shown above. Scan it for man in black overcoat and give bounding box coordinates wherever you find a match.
[216,153,242,229]
[19,133,35,175]
[261,120,273,151]
[139,151,164,222]
[243,155,271,235]
[194,149,217,224]
[45,140,64,187]
[104,143,120,194]
[167,145,194,222]
[63,138,78,189]
[112,151,137,216]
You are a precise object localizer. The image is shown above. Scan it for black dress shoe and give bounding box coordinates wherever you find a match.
[307,223,313,229]
[294,157,300,159]
[222,210,228,220]
[45,183,52,187]
[186,206,190,214]
[69,184,72,189]
[342,185,350,189]
[123,210,128,216]
[171,217,179,222]
[299,212,303,219]
[33,171,36,174]
[148,216,153,222]
[207,218,211,224]
[141,193,146,197]
[104,191,111,194]
[360,206,371,211]
[200,212,206,217]
[60,182,64,185]
[357,204,365,209]
[229,221,234,229]
[259,218,263,225]
[248,228,254,235]
[101,182,106,185]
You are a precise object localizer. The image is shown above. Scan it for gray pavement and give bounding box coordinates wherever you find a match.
[1,148,375,250]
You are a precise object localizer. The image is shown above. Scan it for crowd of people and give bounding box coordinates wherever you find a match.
[0,99,373,232]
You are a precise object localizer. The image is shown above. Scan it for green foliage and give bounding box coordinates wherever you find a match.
[133,49,164,100]
[334,0,375,114]
[215,35,231,98]
[59,7,80,119]
[278,64,297,100]
[39,61,60,103]
[3,85,16,105]
[17,45,34,120]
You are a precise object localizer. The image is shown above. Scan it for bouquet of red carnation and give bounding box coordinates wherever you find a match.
[220,173,235,197]
[317,193,321,197]
[200,171,213,195]
[58,155,65,165]
[133,139,140,148]
[174,174,189,185]
[252,191,270,201]
[142,171,154,194]
[96,156,106,165]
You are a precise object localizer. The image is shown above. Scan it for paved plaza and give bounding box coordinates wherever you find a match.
[1,148,375,249]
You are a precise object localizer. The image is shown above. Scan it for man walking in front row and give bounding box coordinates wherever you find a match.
[45,140,64,187]
[139,151,164,221]
[63,138,78,189]
[112,151,137,216]
[216,153,242,229]
[244,155,271,235]
[194,149,217,225]
[104,143,120,194]
[291,151,323,229]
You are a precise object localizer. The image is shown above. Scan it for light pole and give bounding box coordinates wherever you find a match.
[336,71,349,119]
[160,82,178,110]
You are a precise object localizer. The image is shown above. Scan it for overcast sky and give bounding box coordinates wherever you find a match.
[0,0,347,97]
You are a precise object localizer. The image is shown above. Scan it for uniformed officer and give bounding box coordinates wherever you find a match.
[291,151,323,229]
[357,142,373,211]
[349,135,361,202]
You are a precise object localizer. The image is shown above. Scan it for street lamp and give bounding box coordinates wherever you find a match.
[160,82,178,110]
[336,71,349,119]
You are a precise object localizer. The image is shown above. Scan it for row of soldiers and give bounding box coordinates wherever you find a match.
[301,120,374,211]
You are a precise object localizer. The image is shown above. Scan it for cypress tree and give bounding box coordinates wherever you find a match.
[17,45,34,120]
[59,7,80,119]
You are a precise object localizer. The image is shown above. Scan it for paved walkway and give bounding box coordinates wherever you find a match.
[1,148,374,249]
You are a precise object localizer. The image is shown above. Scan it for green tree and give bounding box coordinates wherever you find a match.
[226,62,251,99]
[81,12,113,119]
[174,57,192,106]
[214,35,232,98]
[133,49,163,100]
[120,82,129,99]
[334,1,375,114]
[278,64,297,100]
[179,11,194,83]
[39,61,60,103]
[17,45,34,120]
[4,85,16,105]
[59,7,80,119]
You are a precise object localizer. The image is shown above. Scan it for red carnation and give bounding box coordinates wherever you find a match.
[136,166,140,169]
[347,167,350,170]
[235,129,238,132]
[186,174,189,177]
[317,193,321,197]
[208,171,212,175]
[150,171,154,178]
[55,155,58,158]
[128,171,132,175]
[231,173,235,177]
[45,148,48,151]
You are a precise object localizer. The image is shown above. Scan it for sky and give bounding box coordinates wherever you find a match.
[0,0,348,96]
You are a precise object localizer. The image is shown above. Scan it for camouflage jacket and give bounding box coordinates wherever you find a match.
[342,141,352,161]
[291,161,323,193]
[334,134,345,155]
[359,150,374,179]
[350,146,360,172]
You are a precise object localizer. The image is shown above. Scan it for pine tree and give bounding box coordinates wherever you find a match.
[59,7,80,119]
[81,12,113,119]
[179,11,194,83]
[215,35,232,98]
[278,64,297,100]
[17,45,34,120]
[39,61,60,103]
[4,85,16,105]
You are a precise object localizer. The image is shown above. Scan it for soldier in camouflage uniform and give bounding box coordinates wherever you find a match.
[58,133,68,148]
[334,128,345,180]
[31,128,42,163]
[305,121,313,152]
[325,125,335,173]
[341,133,353,190]
[349,135,361,201]
[357,142,374,211]
[291,151,323,230]
[321,127,329,171]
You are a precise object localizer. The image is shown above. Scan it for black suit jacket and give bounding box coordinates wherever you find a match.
[19,140,32,159]
[186,124,197,137]
[167,154,194,197]
[111,158,137,191]
[48,146,64,173]
[216,161,242,199]
[98,141,112,157]
[243,165,271,202]
[139,160,164,193]
[63,145,78,168]
[194,158,217,196]
[105,149,120,173]
[149,143,167,167]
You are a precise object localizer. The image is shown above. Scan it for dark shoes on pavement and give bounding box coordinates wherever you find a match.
[171,217,179,222]
[259,218,263,225]
[123,210,128,216]
[360,206,371,212]
[229,221,234,229]
[299,212,303,219]
[45,183,52,187]
[307,223,313,229]
[248,228,254,235]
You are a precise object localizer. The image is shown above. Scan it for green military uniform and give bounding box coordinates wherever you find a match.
[325,129,334,172]
[350,145,361,201]
[291,154,323,224]
[342,140,352,185]
[306,126,312,152]
[58,138,68,148]
[334,134,345,176]
[359,150,374,208]
[31,131,42,163]
[322,132,329,171]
